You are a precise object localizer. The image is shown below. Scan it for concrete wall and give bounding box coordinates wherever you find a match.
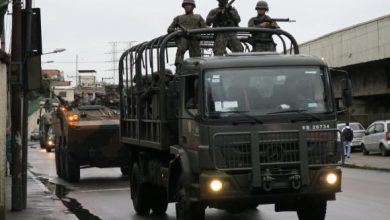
[299,15,390,68]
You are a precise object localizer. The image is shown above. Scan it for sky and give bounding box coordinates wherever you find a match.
[4,0,390,85]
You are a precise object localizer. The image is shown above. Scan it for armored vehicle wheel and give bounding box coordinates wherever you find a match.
[46,146,52,152]
[120,166,130,176]
[40,137,45,149]
[296,198,326,220]
[65,150,80,183]
[55,138,62,177]
[151,186,168,215]
[131,163,151,215]
[175,175,205,220]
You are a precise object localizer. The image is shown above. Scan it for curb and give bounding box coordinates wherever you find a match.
[342,163,390,172]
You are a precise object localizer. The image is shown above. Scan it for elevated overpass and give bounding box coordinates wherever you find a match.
[298,14,390,126]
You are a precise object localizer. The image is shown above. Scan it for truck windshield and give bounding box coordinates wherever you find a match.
[204,67,332,118]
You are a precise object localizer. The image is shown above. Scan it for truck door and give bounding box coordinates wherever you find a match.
[179,75,200,149]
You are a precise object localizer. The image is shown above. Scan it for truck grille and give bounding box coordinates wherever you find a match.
[212,130,338,170]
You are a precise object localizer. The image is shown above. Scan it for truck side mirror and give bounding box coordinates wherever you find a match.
[341,79,353,108]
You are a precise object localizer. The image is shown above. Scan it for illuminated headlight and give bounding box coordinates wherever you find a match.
[209,180,223,192]
[326,173,338,185]
[47,140,54,146]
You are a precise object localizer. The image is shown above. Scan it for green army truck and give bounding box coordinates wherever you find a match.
[52,92,130,183]
[119,27,352,220]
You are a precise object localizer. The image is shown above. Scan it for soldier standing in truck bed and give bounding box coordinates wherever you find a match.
[206,0,244,56]
[248,1,279,52]
[167,0,206,71]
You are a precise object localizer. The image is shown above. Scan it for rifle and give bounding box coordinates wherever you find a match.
[254,18,296,26]
[222,0,236,14]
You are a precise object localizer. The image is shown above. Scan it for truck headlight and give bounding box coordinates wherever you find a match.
[326,173,338,185]
[209,180,223,192]
[47,140,54,146]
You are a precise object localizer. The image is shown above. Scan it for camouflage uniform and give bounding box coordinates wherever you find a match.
[248,1,278,52]
[167,13,206,67]
[206,3,244,56]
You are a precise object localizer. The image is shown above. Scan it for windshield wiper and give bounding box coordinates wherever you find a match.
[224,111,264,125]
[267,109,320,122]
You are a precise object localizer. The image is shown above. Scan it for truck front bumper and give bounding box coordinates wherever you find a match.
[198,167,341,203]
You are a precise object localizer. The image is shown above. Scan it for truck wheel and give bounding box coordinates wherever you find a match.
[46,146,52,152]
[362,144,369,155]
[65,151,80,183]
[297,199,326,220]
[120,166,130,176]
[175,176,205,220]
[151,186,168,215]
[40,137,45,149]
[130,163,151,215]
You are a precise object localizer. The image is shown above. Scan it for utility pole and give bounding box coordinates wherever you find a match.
[22,0,33,209]
[10,0,23,211]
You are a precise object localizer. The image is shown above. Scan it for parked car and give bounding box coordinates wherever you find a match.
[30,129,40,141]
[337,122,365,150]
[361,120,390,156]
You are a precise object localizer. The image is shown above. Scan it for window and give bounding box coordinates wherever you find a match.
[375,124,385,133]
[367,125,375,135]
[387,123,390,132]
[204,66,332,117]
[185,76,199,111]
[59,91,67,97]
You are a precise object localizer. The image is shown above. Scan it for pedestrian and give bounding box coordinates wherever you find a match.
[248,1,279,52]
[206,0,244,56]
[167,0,207,71]
[6,127,12,175]
[342,122,354,158]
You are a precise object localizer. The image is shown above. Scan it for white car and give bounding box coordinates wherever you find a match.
[337,122,365,150]
[361,120,390,156]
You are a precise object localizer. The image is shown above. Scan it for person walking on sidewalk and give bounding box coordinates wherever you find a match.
[342,122,354,158]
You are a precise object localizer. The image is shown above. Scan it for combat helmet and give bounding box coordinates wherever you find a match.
[182,0,196,8]
[256,1,269,11]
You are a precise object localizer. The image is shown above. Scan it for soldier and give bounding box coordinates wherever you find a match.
[248,1,279,52]
[167,0,206,70]
[206,0,244,56]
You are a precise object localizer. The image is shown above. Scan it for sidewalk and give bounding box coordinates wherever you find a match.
[5,171,77,220]
[343,151,390,171]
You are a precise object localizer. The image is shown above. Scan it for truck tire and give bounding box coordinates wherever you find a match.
[55,138,63,178]
[65,150,80,183]
[151,186,168,215]
[130,163,151,215]
[175,175,205,220]
[297,199,326,220]
[46,146,52,152]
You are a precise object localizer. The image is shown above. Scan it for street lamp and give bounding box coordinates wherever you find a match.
[42,48,66,55]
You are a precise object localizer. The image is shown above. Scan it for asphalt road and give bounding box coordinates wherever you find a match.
[28,143,390,220]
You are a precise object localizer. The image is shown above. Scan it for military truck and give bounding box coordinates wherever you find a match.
[52,90,130,182]
[118,27,352,220]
